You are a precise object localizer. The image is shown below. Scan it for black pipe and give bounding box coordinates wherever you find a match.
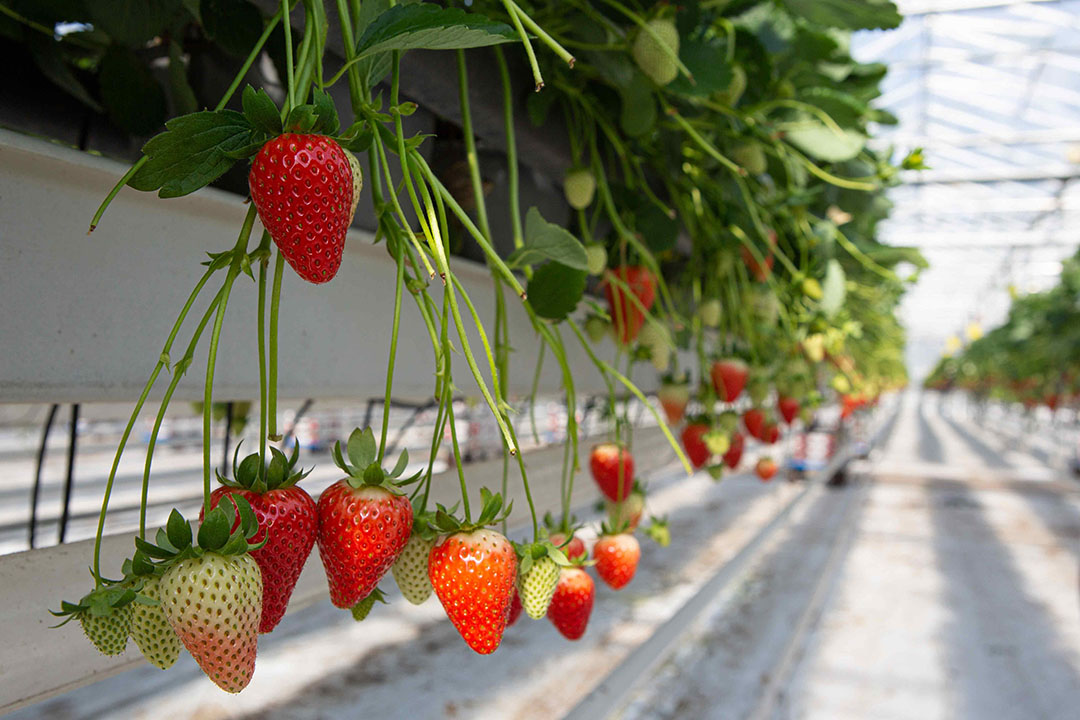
[28,404,60,549]
[57,404,80,544]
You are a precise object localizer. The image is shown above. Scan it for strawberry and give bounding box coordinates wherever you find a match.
[594,531,640,590]
[743,408,766,440]
[392,523,437,605]
[605,487,645,530]
[52,584,136,657]
[345,149,363,221]
[507,587,524,627]
[778,396,800,425]
[603,266,656,344]
[681,422,711,469]
[699,298,722,328]
[741,230,777,282]
[755,457,778,482]
[632,18,680,85]
[429,491,517,654]
[130,575,181,669]
[518,552,561,620]
[565,168,597,210]
[547,567,595,640]
[584,313,611,343]
[590,443,635,501]
[712,358,749,403]
[549,531,587,562]
[204,444,317,633]
[761,423,780,444]
[658,380,690,425]
[248,133,354,284]
[317,429,415,610]
[732,142,767,175]
[722,432,745,469]
[148,497,265,692]
[586,244,608,275]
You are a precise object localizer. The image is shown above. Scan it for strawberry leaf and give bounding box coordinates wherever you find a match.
[506,207,589,271]
[198,505,231,550]
[354,4,517,59]
[285,104,319,133]
[129,110,254,198]
[389,448,409,478]
[241,85,282,135]
[166,508,192,549]
[526,262,588,321]
[347,427,377,469]
[311,87,340,135]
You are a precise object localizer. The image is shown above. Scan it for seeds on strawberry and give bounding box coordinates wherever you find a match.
[594,533,641,590]
[507,586,524,627]
[392,531,436,605]
[131,576,181,669]
[519,555,560,620]
[79,606,131,656]
[547,567,595,640]
[632,18,680,85]
[590,443,635,502]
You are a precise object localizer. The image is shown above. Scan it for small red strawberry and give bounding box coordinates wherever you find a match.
[658,380,690,425]
[549,531,587,562]
[428,491,517,654]
[594,531,640,590]
[507,586,524,627]
[722,432,745,469]
[603,266,656,344]
[203,444,317,633]
[547,567,595,640]
[743,408,766,440]
[755,457,778,481]
[249,134,354,284]
[712,358,749,403]
[741,230,777,282]
[761,423,780,444]
[681,422,712,469]
[590,443,635,501]
[778,396,800,424]
[317,428,415,610]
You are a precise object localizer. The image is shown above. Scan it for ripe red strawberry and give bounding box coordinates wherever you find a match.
[681,422,711,469]
[317,429,414,609]
[249,134,354,284]
[594,532,640,590]
[712,358,749,402]
[603,266,656,344]
[755,457,778,481]
[741,230,777,282]
[743,408,766,440]
[507,586,524,627]
[658,381,690,425]
[204,445,317,633]
[778,396,800,424]
[590,443,634,501]
[429,528,518,654]
[723,432,745,469]
[549,532,587,562]
[547,567,595,640]
[761,423,780,444]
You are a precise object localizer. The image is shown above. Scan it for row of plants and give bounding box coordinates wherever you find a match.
[21,0,918,694]
[925,247,1080,410]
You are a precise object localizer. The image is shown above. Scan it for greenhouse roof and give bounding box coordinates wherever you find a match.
[853,0,1080,376]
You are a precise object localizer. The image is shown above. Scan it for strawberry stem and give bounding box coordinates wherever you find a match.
[378,234,406,462]
[281,0,295,112]
[257,232,270,469]
[267,250,285,441]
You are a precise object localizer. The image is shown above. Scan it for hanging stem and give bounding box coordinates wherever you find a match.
[256,233,270,469]
[379,235,406,460]
[267,251,285,440]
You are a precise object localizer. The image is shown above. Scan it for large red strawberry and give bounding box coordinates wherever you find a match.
[603,266,656,344]
[204,445,316,633]
[681,422,711,469]
[593,531,640,590]
[723,432,745,469]
[249,134,354,284]
[712,358,749,402]
[743,408,766,440]
[741,230,777,282]
[755,457,778,482]
[590,443,635,501]
[778,396,800,424]
[317,429,415,610]
[547,567,595,640]
[429,491,518,654]
[658,380,690,425]
[549,531,587,562]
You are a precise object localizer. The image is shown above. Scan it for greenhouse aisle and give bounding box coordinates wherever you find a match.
[624,391,1080,720]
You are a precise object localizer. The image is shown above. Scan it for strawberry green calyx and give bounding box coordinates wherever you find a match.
[350,587,387,622]
[717,410,740,434]
[217,442,311,494]
[645,516,671,547]
[51,582,144,656]
[333,427,422,494]
[134,494,265,570]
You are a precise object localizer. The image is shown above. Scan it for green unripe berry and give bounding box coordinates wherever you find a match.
[564,168,597,210]
[586,245,608,275]
[731,143,767,176]
[632,19,680,86]
[699,298,722,327]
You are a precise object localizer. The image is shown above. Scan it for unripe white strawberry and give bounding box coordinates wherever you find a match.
[518,556,560,620]
[586,244,608,275]
[79,607,131,656]
[345,150,364,221]
[699,298,721,327]
[131,576,181,669]
[564,168,596,210]
[392,532,436,605]
[632,19,680,85]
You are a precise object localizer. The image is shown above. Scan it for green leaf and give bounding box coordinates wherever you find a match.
[797,87,869,129]
[242,85,282,135]
[821,259,846,316]
[347,427,377,469]
[312,87,340,135]
[266,449,286,488]
[100,45,167,136]
[285,104,319,133]
[200,0,264,57]
[527,262,588,321]
[198,506,231,550]
[128,110,253,198]
[166,509,192,549]
[355,4,517,59]
[668,36,733,97]
[135,536,174,559]
[507,208,589,271]
[619,72,657,137]
[389,448,409,478]
[167,41,198,116]
[636,204,679,253]
[86,0,182,47]
[783,118,866,162]
[781,0,901,31]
